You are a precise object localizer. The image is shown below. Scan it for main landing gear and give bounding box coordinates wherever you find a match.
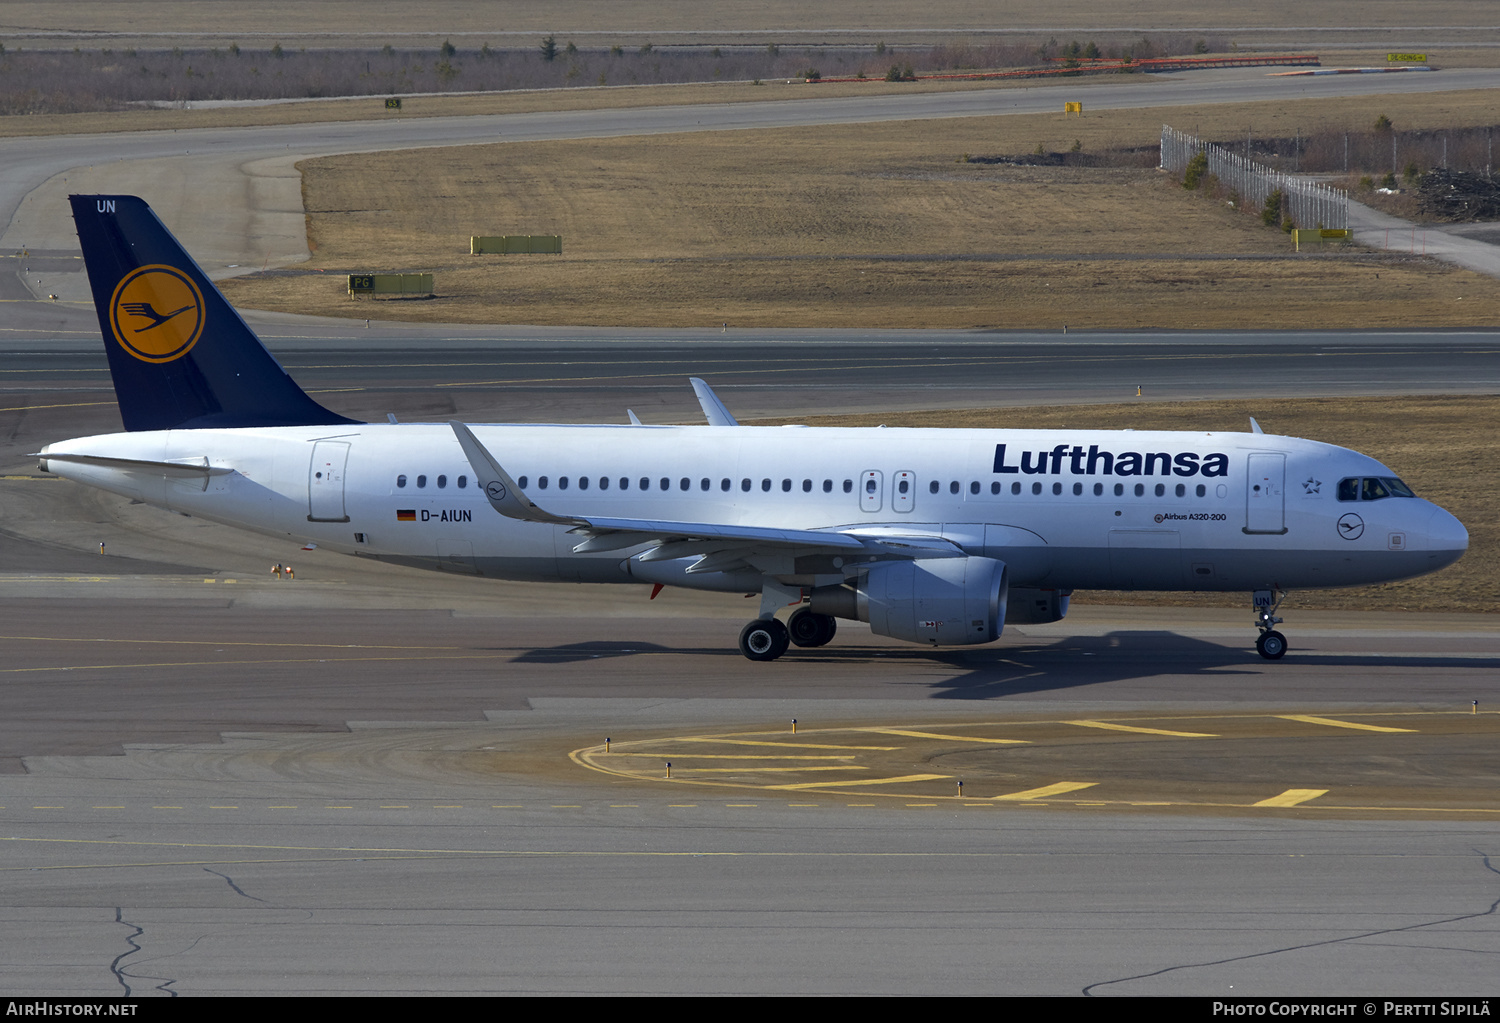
[738,605,838,662]
[1253,588,1288,660]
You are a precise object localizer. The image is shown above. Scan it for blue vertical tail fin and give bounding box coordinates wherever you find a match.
[70,194,360,431]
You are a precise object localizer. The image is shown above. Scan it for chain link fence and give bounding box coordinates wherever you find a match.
[1161,125,1348,230]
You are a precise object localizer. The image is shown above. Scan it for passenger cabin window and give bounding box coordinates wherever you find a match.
[397,475,407,488]
[843,480,853,494]
[458,475,468,489]
[518,476,529,488]
[437,474,447,489]
[416,474,427,488]
[929,480,940,495]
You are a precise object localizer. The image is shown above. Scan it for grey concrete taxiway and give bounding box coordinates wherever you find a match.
[2,334,1498,996]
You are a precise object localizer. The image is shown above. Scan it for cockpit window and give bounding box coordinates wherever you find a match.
[1339,476,1416,501]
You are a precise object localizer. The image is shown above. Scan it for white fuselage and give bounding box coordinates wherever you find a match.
[40,423,1468,595]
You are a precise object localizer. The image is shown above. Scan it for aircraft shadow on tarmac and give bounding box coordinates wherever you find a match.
[512,632,1500,699]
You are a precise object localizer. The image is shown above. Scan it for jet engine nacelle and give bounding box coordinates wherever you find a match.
[811,556,1008,647]
[1005,587,1071,625]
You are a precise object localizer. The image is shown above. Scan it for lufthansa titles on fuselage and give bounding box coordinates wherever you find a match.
[992,443,1230,478]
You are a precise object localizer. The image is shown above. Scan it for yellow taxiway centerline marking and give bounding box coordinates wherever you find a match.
[674,766,868,773]
[768,773,950,790]
[1065,720,1218,737]
[0,401,116,413]
[0,634,465,650]
[853,728,1028,744]
[601,754,856,760]
[677,738,900,750]
[1253,788,1330,807]
[1277,715,1417,733]
[992,782,1099,801]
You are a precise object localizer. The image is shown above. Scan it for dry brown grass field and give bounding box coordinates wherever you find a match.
[753,396,1496,614]
[220,90,1500,330]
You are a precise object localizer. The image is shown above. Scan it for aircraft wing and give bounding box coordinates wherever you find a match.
[450,422,962,568]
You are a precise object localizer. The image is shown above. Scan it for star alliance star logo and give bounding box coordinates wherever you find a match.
[1302,477,1322,494]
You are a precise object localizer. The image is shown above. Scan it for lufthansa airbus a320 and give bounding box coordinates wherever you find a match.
[38,196,1468,661]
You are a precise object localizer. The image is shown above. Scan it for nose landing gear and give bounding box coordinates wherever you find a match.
[1253,588,1288,660]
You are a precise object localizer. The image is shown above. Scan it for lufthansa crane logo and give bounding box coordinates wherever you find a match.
[486,481,507,502]
[1337,512,1365,540]
[108,265,205,363]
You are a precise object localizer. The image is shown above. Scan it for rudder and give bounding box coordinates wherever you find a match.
[70,194,359,431]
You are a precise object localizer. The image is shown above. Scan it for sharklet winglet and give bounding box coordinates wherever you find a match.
[449,421,586,527]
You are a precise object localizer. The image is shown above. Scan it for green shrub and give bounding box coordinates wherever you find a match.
[1262,189,1284,227]
[1183,151,1208,189]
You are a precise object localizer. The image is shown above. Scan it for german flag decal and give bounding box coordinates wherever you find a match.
[396,509,416,521]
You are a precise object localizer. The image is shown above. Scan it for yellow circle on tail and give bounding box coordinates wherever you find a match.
[109,265,205,363]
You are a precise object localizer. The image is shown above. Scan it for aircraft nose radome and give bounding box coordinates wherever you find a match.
[1425,506,1468,558]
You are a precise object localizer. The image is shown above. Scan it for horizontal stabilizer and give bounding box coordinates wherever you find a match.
[36,452,234,478]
